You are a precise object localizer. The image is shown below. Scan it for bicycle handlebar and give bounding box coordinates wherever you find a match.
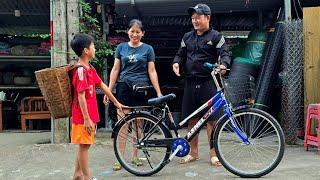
[203,62,230,72]
[204,62,218,69]
[203,63,229,91]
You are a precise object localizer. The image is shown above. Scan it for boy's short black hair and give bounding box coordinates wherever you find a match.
[70,33,95,57]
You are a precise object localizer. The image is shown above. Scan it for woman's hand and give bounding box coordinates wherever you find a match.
[172,63,180,76]
[103,95,109,105]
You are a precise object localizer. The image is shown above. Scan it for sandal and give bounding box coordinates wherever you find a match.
[131,158,143,166]
[180,154,200,164]
[211,156,222,167]
[112,162,122,171]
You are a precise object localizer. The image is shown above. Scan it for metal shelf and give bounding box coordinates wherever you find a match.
[0,56,51,62]
[0,86,39,90]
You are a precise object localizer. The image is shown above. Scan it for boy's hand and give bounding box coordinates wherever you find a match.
[103,95,109,105]
[114,101,127,113]
[84,119,95,135]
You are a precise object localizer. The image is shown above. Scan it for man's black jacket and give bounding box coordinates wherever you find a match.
[173,29,231,78]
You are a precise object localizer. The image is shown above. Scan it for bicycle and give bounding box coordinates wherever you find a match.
[112,63,285,178]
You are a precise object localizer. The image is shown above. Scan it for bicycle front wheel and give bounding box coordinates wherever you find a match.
[113,112,171,176]
[213,108,285,178]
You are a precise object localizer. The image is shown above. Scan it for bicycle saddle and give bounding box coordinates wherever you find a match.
[148,93,176,106]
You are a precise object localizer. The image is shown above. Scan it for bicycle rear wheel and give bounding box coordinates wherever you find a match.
[213,108,285,178]
[113,112,171,176]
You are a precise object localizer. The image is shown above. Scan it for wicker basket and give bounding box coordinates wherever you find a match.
[35,65,75,119]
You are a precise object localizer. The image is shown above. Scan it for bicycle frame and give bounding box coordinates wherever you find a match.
[179,90,226,140]
[169,71,250,144]
[117,70,250,150]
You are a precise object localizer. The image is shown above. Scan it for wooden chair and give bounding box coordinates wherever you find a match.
[20,97,51,131]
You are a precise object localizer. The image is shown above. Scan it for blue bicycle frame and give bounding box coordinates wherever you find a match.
[177,72,250,145]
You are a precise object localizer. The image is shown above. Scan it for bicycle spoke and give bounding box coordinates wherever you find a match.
[255,130,277,140]
[234,116,246,135]
[254,145,278,158]
[118,125,139,144]
[255,127,275,139]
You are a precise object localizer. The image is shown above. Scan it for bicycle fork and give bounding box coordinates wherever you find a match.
[224,105,250,145]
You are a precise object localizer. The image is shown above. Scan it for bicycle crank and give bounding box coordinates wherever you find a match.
[170,138,190,159]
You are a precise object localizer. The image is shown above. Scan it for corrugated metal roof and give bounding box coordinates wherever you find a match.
[0,0,50,35]
[115,0,283,17]
[114,0,282,30]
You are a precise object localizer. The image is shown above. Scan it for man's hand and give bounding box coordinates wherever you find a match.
[172,63,180,76]
[84,118,95,135]
[219,64,227,76]
[103,95,109,105]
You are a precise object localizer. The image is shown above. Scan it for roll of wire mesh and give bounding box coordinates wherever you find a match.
[281,19,303,144]
[254,9,285,111]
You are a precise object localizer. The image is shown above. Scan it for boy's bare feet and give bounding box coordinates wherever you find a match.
[73,173,83,180]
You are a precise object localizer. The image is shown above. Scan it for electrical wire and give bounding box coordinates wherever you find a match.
[297,0,303,11]
[292,0,300,19]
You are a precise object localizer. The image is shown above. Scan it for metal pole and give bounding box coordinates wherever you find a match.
[284,0,292,21]
[50,0,54,144]
[102,3,112,132]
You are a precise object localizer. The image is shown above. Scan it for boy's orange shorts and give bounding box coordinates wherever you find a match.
[71,124,96,145]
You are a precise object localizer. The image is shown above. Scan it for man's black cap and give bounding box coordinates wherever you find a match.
[188,3,211,16]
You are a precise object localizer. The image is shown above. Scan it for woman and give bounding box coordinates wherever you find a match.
[104,19,162,171]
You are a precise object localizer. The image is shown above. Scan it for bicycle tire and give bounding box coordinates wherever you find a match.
[113,112,171,176]
[212,107,285,178]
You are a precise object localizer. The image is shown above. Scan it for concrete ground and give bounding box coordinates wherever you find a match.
[0,130,319,180]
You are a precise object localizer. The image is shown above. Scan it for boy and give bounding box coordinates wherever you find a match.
[70,33,125,180]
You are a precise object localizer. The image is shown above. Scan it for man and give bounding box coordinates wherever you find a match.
[172,3,231,166]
